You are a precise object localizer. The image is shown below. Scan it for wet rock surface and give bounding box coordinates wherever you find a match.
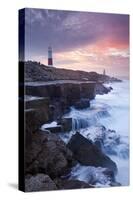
[25,131,75,178]
[67,132,117,173]
[25,174,57,192]
[80,126,129,159]
[54,179,94,190]
[60,117,73,132]
[95,83,113,95]
[74,98,90,109]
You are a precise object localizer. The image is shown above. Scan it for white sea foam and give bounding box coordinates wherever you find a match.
[61,80,129,186]
[41,121,57,129]
[93,80,129,186]
[70,163,112,187]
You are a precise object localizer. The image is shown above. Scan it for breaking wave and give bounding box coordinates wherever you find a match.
[60,80,129,186]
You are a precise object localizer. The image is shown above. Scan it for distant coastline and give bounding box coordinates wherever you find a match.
[21,61,122,83]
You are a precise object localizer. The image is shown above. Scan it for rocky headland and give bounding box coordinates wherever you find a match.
[23,61,121,83]
[20,61,122,192]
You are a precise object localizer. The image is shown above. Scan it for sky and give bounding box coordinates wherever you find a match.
[24,8,129,77]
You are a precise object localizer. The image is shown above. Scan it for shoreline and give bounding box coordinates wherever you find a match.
[22,61,128,191]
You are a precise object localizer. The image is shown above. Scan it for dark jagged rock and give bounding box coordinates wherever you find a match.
[95,83,112,95]
[80,82,96,99]
[25,104,76,191]
[54,179,94,190]
[60,117,73,132]
[74,98,90,109]
[25,96,49,110]
[25,131,75,178]
[67,132,117,173]
[25,81,96,102]
[25,96,50,147]
[25,109,50,147]
[110,182,121,187]
[25,174,57,192]
[25,81,96,122]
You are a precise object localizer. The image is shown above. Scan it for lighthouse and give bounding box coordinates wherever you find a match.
[103,69,106,76]
[48,46,53,66]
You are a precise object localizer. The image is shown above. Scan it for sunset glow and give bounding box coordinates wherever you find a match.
[25,9,129,77]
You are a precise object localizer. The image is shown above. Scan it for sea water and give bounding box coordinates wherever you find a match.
[61,80,129,186]
[92,80,129,186]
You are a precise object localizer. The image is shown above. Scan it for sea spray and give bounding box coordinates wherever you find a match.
[60,80,129,186]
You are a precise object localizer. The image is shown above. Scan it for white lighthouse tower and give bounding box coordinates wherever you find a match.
[48,46,53,66]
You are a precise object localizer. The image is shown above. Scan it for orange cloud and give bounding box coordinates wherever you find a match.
[33,37,129,78]
[53,40,129,77]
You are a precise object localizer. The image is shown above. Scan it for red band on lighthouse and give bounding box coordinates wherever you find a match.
[48,58,53,66]
[48,46,53,66]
